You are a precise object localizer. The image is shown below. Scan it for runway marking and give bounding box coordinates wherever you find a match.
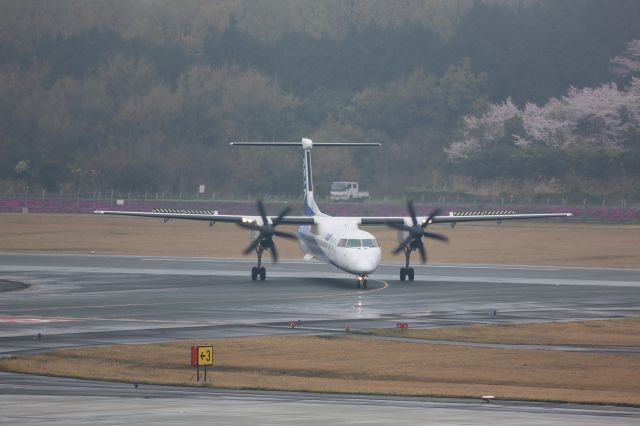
[356,279,389,295]
[383,264,560,271]
[0,315,76,324]
[140,258,561,272]
[4,279,391,315]
[435,266,560,271]
[1,281,390,326]
[140,258,320,265]
[139,258,561,271]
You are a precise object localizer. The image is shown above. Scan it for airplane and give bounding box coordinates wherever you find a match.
[95,138,572,288]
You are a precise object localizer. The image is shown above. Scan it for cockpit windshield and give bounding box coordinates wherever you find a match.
[338,238,379,248]
[347,239,361,248]
[331,182,348,191]
[362,239,377,248]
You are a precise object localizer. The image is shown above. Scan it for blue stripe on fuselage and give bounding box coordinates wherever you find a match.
[304,194,315,216]
[297,225,329,262]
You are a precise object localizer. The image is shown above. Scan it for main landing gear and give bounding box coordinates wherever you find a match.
[250,244,267,281]
[399,246,415,282]
[356,275,368,289]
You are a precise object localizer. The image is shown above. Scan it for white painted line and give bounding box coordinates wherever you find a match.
[140,258,320,265]
[0,315,75,324]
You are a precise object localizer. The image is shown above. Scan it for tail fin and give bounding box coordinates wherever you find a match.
[302,139,323,216]
[230,138,380,217]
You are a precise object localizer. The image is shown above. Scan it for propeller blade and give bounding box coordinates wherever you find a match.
[241,201,297,261]
[418,243,427,263]
[272,206,291,227]
[407,200,418,226]
[274,230,297,240]
[392,235,414,255]
[422,208,441,228]
[243,233,264,255]
[257,200,268,224]
[423,231,449,243]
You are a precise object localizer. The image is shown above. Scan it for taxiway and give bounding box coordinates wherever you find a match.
[1,253,639,424]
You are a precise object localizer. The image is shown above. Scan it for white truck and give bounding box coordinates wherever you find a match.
[329,181,370,202]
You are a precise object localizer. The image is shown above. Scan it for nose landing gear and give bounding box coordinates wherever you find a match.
[356,275,368,289]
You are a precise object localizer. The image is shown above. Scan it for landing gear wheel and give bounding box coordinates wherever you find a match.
[251,267,258,281]
[363,279,368,289]
[400,267,406,281]
[356,281,361,289]
[408,267,415,281]
[259,267,266,281]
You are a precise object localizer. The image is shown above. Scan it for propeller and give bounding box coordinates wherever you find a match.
[237,200,297,262]
[387,201,448,263]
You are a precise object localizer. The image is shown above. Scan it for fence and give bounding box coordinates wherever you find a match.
[1,194,638,224]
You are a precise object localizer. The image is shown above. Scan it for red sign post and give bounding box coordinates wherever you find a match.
[191,345,198,367]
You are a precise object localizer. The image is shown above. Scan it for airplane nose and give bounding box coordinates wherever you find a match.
[357,249,381,273]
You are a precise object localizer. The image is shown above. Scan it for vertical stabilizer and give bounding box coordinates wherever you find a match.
[302,138,325,217]
[229,139,379,218]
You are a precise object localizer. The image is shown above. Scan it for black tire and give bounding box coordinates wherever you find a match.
[363,279,367,289]
[259,267,266,281]
[400,267,406,281]
[408,267,415,281]
[251,267,258,281]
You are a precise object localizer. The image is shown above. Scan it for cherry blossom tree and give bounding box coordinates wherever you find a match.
[448,77,640,161]
[610,39,640,79]
[446,98,520,159]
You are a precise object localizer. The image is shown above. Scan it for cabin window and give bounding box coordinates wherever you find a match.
[337,239,347,247]
[346,239,362,248]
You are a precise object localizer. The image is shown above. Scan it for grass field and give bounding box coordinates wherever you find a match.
[1,319,640,405]
[1,213,639,267]
[372,318,640,346]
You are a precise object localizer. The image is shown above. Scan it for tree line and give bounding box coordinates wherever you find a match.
[1,0,639,199]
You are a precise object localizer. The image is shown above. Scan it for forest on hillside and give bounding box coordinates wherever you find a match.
[1,0,639,199]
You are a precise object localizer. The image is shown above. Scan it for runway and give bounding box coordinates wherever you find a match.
[1,253,640,424]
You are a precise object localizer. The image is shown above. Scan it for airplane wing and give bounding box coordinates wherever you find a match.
[93,209,315,225]
[95,208,571,226]
[360,210,572,225]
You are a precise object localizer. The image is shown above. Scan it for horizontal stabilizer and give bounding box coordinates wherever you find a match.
[230,142,380,146]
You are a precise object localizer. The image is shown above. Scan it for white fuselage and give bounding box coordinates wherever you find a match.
[296,217,381,275]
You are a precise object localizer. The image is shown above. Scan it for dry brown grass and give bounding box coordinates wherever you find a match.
[373,318,640,347]
[1,334,640,405]
[1,213,640,267]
